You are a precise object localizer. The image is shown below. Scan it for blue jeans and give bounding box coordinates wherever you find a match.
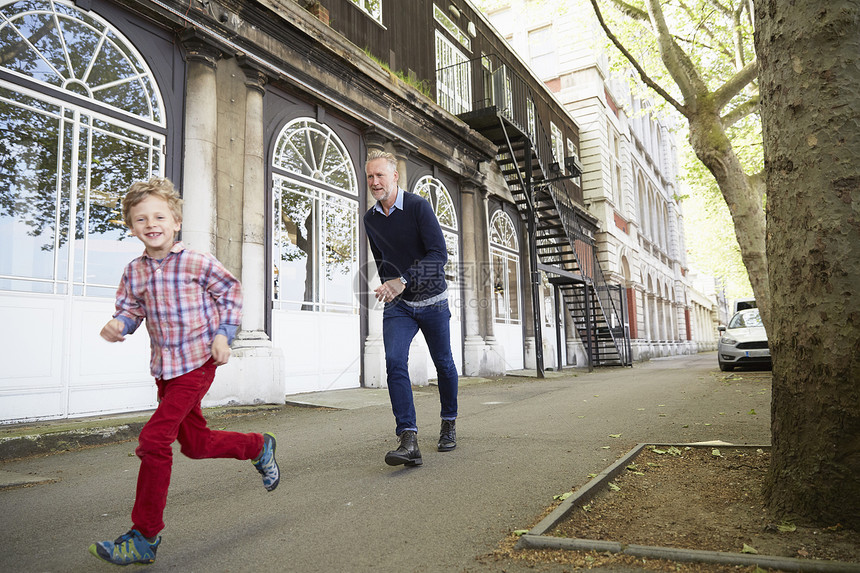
[383,299,458,435]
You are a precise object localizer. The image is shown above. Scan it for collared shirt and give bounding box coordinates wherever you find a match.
[372,186,405,216]
[113,242,242,380]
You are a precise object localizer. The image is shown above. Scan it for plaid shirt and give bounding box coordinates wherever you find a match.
[113,242,243,380]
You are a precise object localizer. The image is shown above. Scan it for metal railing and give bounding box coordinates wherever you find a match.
[436,54,630,365]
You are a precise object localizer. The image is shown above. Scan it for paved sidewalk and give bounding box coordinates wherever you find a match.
[0,353,773,572]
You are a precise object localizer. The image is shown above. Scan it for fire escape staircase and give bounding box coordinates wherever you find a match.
[442,57,632,368]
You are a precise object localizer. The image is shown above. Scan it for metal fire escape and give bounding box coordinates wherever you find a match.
[438,55,632,372]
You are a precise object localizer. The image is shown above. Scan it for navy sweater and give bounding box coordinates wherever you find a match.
[364,190,448,302]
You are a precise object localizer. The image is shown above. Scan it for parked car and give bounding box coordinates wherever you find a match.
[717,308,771,371]
[732,297,757,313]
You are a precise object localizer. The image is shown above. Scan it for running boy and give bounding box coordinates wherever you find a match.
[89,176,279,566]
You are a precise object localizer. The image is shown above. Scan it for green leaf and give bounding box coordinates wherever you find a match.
[587,473,598,478]
[609,433,622,438]
[712,449,723,457]
[749,409,757,415]
[608,482,621,491]
[741,544,758,554]
[777,522,796,533]
[553,492,572,501]
[513,529,529,536]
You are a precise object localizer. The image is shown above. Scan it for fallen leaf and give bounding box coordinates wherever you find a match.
[609,434,621,438]
[608,482,621,491]
[742,544,758,554]
[749,409,757,415]
[712,449,723,457]
[554,492,572,501]
[513,529,529,536]
[778,522,796,533]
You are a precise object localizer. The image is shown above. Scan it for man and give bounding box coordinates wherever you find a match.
[363,150,458,467]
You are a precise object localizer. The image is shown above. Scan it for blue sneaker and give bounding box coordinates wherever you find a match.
[89,529,160,565]
[252,432,280,492]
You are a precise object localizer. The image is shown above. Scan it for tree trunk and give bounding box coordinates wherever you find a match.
[687,109,770,328]
[755,0,860,528]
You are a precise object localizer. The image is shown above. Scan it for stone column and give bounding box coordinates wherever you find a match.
[480,189,504,372]
[237,65,268,336]
[362,131,387,388]
[210,60,284,406]
[181,38,220,254]
[461,181,503,376]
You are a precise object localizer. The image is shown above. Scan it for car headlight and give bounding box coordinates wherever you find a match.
[720,336,738,346]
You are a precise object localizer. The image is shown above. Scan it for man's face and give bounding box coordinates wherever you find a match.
[366,158,399,203]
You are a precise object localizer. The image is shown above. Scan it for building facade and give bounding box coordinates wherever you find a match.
[479,0,720,360]
[0,0,708,424]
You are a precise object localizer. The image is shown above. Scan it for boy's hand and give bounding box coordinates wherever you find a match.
[100,319,126,342]
[211,334,231,366]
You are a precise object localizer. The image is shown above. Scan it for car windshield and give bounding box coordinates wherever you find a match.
[728,309,763,329]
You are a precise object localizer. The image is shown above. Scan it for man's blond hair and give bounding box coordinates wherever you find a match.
[122,176,183,227]
[365,150,398,173]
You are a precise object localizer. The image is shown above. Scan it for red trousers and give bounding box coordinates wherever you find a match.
[131,359,264,538]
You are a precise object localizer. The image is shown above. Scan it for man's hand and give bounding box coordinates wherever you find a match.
[100,319,126,342]
[374,278,406,303]
[211,334,232,366]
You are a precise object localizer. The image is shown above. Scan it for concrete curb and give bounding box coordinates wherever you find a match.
[515,443,860,573]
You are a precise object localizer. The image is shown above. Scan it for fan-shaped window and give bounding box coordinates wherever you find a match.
[0,0,166,297]
[272,118,359,313]
[489,210,520,323]
[413,175,458,284]
[490,208,518,250]
[0,0,164,124]
[273,119,358,194]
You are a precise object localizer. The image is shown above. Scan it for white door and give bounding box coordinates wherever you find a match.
[270,119,361,394]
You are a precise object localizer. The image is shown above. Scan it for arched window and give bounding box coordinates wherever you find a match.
[489,210,520,324]
[0,0,166,296]
[413,175,458,284]
[271,118,358,313]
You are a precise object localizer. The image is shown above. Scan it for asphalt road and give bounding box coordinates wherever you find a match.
[0,352,772,572]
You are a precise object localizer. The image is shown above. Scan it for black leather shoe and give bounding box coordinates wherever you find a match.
[437,419,456,452]
[385,430,422,466]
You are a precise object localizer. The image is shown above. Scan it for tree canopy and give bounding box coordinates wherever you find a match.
[589,0,768,323]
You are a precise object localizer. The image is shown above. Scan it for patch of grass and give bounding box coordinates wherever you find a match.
[363,48,432,97]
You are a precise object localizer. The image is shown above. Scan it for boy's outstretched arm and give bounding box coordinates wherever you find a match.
[100,318,126,342]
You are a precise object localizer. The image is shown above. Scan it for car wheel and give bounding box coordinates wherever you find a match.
[719,361,733,372]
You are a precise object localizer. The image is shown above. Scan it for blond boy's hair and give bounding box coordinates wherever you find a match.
[122,176,183,227]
